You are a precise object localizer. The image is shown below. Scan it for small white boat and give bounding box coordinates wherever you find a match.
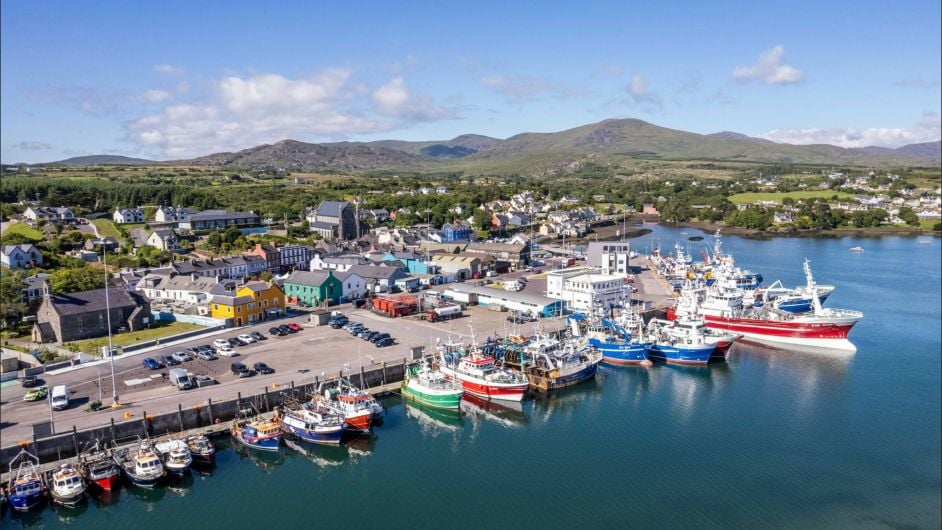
[47,463,86,506]
[154,439,193,475]
[849,246,863,253]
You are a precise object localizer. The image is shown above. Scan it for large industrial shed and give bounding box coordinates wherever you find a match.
[443,284,565,318]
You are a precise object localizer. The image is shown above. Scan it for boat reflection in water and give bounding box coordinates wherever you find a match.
[165,471,194,498]
[230,440,285,472]
[282,437,347,469]
[89,485,121,507]
[460,393,526,429]
[404,400,464,437]
[125,480,166,512]
[345,434,377,460]
[49,496,89,523]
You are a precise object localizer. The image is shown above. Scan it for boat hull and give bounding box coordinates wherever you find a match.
[91,474,119,491]
[190,452,215,464]
[700,315,858,351]
[122,471,163,488]
[51,489,85,507]
[401,382,463,410]
[232,434,281,452]
[645,343,715,365]
[9,492,45,512]
[528,362,598,391]
[590,339,650,366]
[281,422,344,445]
[342,412,373,433]
[449,377,527,402]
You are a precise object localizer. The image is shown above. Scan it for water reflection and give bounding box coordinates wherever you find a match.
[125,481,166,512]
[404,401,464,438]
[49,497,89,524]
[345,434,376,460]
[531,378,604,424]
[7,505,46,528]
[461,393,526,434]
[165,471,194,498]
[191,459,217,479]
[283,436,347,468]
[231,442,286,471]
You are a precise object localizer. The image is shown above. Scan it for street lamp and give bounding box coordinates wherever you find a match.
[102,244,118,407]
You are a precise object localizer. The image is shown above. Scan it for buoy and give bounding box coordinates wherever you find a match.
[19,441,28,448]
[123,411,133,419]
[272,383,278,389]
[194,405,201,412]
[146,415,154,422]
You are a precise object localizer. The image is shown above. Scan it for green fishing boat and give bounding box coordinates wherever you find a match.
[401,360,463,409]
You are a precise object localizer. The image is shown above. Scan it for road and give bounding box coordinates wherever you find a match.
[0,302,565,443]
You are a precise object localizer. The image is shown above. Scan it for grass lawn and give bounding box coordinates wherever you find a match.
[91,219,121,238]
[727,190,854,205]
[919,220,940,230]
[1,222,44,241]
[67,320,204,353]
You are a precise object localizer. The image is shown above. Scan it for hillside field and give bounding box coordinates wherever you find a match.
[727,190,854,205]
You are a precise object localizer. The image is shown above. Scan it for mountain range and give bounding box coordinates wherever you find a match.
[49,118,942,173]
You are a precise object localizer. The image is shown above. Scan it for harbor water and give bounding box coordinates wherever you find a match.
[4,226,940,529]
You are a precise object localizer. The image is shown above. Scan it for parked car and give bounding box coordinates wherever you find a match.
[370,333,391,343]
[355,329,372,338]
[374,337,395,347]
[160,355,181,366]
[197,344,214,353]
[21,376,39,388]
[253,362,274,375]
[230,363,252,377]
[329,319,346,329]
[268,326,286,336]
[216,347,238,357]
[23,386,48,401]
[278,324,294,334]
[237,334,255,345]
[362,331,380,341]
[213,338,230,349]
[287,323,303,332]
[143,358,163,370]
[196,350,217,361]
[342,322,359,331]
[171,351,192,363]
[353,299,367,308]
[250,331,265,341]
[507,315,525,324]
[227,337,242,347]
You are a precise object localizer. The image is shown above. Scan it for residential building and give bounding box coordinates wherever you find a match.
[546,267,628,312]
[32,287,151,343]
[155,205,198,223]
[346,264,408,292]
[283,270,343,306]
[137,274,219,305]
[210,281,284,326]
[113,207,144,224]
[84,237,120,253]
[307,201,359,240]
[23,206,74,223]
[309,253,368,272]
[642,203,659,215]
[1,244,43,269]
[22,273,50,302]
[246,243,282,273]
[382,251,437,275]
[332,271,367,301]
[178,210,260,231]
[586,241,630,275]
[441,221,475,242]
[146,230,180,251]
[247,243,313,273]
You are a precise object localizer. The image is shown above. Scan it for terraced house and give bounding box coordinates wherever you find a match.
[283,270,343,306]
[210,281,284,326]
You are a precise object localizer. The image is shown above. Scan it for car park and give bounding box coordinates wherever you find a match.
[374,337,394,347]
[237,334,255,344]
[250,331,265,341]
[216,347,238,357]
[287,323,303,332]
[143,358,163,370]
[23,386,48,401]
[253,362,274,375]
[230,363,252,377]
[160,355,181,366]
[196,350,217,361]
[21,376,39,388]
[171,351,192,363]
[213,338,230,349]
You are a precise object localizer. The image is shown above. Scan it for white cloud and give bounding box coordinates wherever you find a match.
[137,89,172,103]
[732,46,804,85]
[154,64,184,75]
[126,69,454,158]
[12,141,51,150]
[761,114,941,148]
[625,74,662,112]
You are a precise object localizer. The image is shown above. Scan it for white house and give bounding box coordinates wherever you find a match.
[113,208,145,224]
[309,253,367,272]
[545,267,628,312]
[155,206,197,223]
[23,206,74,223]
[333,271,367,300]
[146,230,180,251]
[136,274,218,305]
[1,244,44,269]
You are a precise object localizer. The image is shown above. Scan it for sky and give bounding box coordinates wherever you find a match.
[2,0,940,163]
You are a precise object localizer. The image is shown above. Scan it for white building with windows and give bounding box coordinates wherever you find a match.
[545,267,628,312]
[586,241,631,275]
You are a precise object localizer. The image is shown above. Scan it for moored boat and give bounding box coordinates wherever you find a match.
[402,360,464,409]
[644,318,716,365]
[79,444,120,491]
[184,434,215,463]
[316,378,379,433]
[523,342,602,391]
[6,449,47,512]
[231,415,282,452]
[113,442,166,488]
[280,403,345,445]
[154,439,193,476]
[47,462,86,507]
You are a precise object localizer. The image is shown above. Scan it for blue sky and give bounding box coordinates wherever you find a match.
[2,0,940,163]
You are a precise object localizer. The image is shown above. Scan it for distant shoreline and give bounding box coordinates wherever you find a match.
[663,220,941,240]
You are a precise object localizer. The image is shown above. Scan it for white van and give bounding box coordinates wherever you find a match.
[51,385,69,410]
[168,368,193,390]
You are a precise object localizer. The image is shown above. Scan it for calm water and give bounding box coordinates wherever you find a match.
[4,226,940,529]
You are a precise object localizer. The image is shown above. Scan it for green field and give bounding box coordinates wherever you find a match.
[1,222,44,241]
[67,320,203,352]
[91,219,121,238]
[727,190,854,205]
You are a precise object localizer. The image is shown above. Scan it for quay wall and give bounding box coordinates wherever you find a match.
[0,358,411,472]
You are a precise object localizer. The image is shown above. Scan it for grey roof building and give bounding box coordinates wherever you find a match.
[32,287,151,344]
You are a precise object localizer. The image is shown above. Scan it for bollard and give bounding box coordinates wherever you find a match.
[237,392,242,411]
[264,387,270,412]
[110,418,116,444]
[208,398,215,424]
[290,380,295,389]
[141,411,149,437]
[72,426,79,458]
[178,404,184,432]
[360,366,366,388]
[382,361,387,386]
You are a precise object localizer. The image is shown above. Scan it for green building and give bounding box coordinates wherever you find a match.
[283,270,343,306]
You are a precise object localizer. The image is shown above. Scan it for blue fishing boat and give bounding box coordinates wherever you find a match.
[572,312,652,366]
[644,318,716,365]
[231,414,282,452]
[279,403,345,446]
[6,449,46,512]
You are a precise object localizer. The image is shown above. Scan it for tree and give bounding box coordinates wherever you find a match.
[472,209,492,231]
[50,267,107,294]
[0,270,28,328]
[898,207,919,227]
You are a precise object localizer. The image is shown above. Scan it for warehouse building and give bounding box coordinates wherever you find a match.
[443,283,564,318]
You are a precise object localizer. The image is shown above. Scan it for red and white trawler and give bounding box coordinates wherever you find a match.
[438,330,529,402]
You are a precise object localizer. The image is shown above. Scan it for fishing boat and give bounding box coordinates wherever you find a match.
[644,318,716,365]
[231,414,282,452]
[316,378,381,433]
[280,403,345,445]
[401,360,464,409]
[575,312,652,366]
[670,314,739,361]
[6,449,47,511]
[47,462,86,506]
[183,434,215,463]
[849,246,864,253]
[670,260,863,352]
[523,341,602,391]
[439,351,529,402]
[154,439,193,475]
[113,441,166,488]
[79,443,120,491]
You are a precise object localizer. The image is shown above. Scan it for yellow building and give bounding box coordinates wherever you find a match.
[210,281,285,326]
